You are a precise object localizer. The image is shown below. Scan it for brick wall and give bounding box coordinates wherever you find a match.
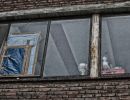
[0,79,130,100]
[0,0,129,12]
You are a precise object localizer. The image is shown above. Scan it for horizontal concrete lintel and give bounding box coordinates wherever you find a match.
[0,1,130,21]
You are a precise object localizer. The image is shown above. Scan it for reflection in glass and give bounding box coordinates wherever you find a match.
[0,24,9,48]
[7,22,48,75]
[44,19,90,77]
[101,16,130,75]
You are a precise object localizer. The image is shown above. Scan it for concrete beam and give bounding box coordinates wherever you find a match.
[0,1,130,21]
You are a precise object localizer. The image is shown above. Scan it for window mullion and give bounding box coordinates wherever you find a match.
[90,14,100,77]
[40,20,51,78]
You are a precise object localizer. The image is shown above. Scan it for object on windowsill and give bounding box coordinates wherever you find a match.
[102,66,125,75]
[78,63,88,75]
[102,56,111,69]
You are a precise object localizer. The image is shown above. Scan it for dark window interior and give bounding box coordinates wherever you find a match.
[0,24,9,48]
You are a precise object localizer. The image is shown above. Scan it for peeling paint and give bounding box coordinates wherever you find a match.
[90,14,100,77]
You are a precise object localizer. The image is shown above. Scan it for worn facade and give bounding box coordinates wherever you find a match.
[0,0,130,100]
[0,0,129,12]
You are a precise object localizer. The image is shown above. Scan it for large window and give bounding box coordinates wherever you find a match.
[0,22,48,76]
[101,15,130,75]
[0,18,90,77]
[44,19,90,77]
[1,15,129,78]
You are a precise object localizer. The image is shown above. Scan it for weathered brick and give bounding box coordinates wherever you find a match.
[0,0,128,12]
[102,93,116,97]
[0,80,130,99]
[116,85,129,89]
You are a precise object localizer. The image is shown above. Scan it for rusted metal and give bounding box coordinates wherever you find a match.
[90,14,100,77]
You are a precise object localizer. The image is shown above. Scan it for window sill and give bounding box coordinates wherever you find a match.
[0,74,130,83]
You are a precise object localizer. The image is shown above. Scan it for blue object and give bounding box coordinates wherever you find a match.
[7,34,40,74]
[0,48,25,75]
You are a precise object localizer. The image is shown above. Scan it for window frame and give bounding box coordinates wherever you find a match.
[0,20,49,78]
[0,16,92,79]
[100,14,130,77]
[1,13,130,80]
[0,1,130,80]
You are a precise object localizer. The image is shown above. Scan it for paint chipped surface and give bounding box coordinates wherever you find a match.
[90,14,100,77]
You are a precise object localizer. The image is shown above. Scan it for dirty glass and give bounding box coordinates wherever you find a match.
[101,15,130,75]
[44,18,90,77]
[0,24,9,48]
[0,21,48,76]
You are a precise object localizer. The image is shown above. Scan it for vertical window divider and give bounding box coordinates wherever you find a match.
[98,15,102,77]
[6,23,11,41]
[90,14,100,77]
[40,20,51,78]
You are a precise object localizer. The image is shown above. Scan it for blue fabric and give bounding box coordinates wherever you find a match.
[7,34,40,74]
[0,48,25,75]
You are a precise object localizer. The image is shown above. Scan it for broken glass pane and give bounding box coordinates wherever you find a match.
[0,48,25,75]
[44,18,90,77]
[102,15,130,75]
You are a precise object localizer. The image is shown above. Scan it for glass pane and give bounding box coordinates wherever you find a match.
[6,22,48,75]
[101,15,130,75]
[44,18,90,77]
[0,24,9,48]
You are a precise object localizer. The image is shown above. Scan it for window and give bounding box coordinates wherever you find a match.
[2,14,129,78]
[44,19,90,77]
[0,18,91,77]
[0,14,130,78]
[101,15,130,75]
[0,22,48,76]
